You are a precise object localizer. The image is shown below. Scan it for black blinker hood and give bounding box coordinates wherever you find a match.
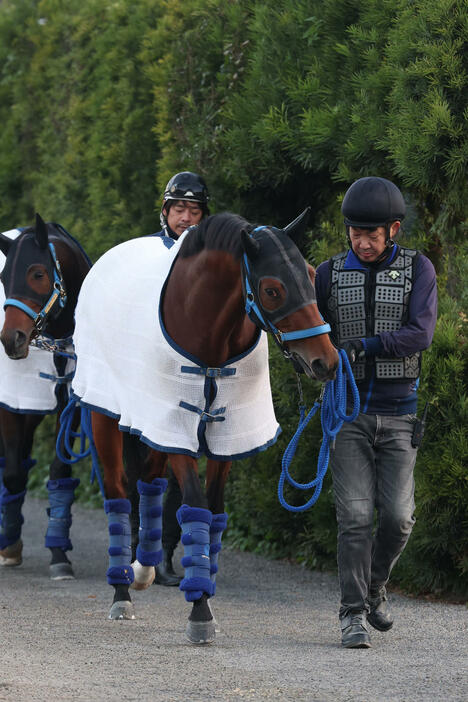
[1,232,56,309]
[246,226,316,325]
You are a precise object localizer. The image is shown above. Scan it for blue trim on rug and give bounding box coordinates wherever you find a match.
[204,425,282,461]
[0,401,57,415]
[75,397,281,461]
[158,285,262,369]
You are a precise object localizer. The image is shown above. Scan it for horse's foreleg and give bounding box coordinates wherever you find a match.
[202,459,232,633]
[92,412,134,620]
[0,410,41,566]
[45,409,80,580]
[205,459,231,597]
[205,459,232,514]
[169,454,215,644]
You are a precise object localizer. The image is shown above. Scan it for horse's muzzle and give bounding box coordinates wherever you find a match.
[0,328,29,359]
[290,352,337,382]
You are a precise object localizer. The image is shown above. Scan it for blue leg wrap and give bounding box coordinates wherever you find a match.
[0,455,35,549]
[0,457,5,487]
[210,512,228,595]
[0,486,26,549]
[105,498,134,586]
[45,478,80,551]
[136,478,167,567]
[22,457,37,472]
[177,504,214,601]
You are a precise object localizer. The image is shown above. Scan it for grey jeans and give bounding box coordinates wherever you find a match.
[330,412,417,618]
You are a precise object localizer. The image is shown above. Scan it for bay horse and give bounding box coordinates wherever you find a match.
[71,210,338,642]
[0,213,91,578]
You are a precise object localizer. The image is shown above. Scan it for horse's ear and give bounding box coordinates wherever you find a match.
[283,207,311,241]
[241,228,261,260]
[0,234,12,257]
[34,213,49,250]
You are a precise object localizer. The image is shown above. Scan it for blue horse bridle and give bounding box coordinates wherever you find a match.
[243,255,330,349]
[242,224,331,360]
[3,242,67,333]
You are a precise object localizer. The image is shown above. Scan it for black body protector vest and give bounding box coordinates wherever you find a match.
[328,247,421,382]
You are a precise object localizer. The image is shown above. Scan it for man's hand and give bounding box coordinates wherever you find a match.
[341,339,365,364]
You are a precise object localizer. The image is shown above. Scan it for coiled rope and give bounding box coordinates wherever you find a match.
[56,395,105,497]
[278,349,360,512]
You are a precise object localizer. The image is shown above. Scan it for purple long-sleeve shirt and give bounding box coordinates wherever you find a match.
[315,245,437,415]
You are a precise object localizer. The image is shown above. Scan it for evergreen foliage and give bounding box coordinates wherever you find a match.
[0,0,466,597]
[0,0,162,259]
[394,291,468,596]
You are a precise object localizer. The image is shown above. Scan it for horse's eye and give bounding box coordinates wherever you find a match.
[265,288,280,298]
[33,271,44,280]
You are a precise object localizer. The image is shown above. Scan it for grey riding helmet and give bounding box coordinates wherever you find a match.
[160,171,210,232]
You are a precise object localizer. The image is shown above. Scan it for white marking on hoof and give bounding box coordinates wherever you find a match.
[0,539,23,566]
[50,562,75,580]
[130,560,155,590]
[186,619,216,645]
[108,600,135,620]
[207,599,220,633]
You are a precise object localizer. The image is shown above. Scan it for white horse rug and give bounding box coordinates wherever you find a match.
[0,229,75,414]
[72,232,280,460]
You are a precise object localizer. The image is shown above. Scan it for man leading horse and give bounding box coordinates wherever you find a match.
[315,176,437,648]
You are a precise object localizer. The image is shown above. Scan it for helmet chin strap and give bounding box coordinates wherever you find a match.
[346,223,395,264]
[160,208,177,239]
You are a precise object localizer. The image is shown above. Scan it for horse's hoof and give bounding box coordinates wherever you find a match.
[186,619,216,645]
[206,599,220,633]
[0,539,23,566]
[130,560,155,590]
[108,600,135,620]
[50,562,75,580]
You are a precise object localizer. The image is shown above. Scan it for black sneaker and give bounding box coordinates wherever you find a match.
[368,589,393,631]
[340,611,371,648]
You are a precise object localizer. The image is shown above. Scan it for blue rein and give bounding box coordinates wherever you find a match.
[56,396,105,497]
[278,349,360,512]
[3,242,67,332]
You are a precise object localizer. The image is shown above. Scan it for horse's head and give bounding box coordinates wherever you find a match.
[241,209,339,381]
[0,213,67,359]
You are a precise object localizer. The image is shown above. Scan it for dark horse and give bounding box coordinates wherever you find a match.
[0,214,91,578]
[73,211,338,642]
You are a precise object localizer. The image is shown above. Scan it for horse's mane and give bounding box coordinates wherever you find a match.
[178,212,254,260]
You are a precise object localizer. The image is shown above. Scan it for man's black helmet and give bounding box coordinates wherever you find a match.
[163,171,209,205]
[341,176,406,227]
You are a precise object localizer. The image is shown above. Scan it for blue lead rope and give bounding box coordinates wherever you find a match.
[56,395,105,498]
[278,349,360,512]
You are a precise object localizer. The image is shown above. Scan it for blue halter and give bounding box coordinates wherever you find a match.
[243,256,331,345]
[3,242,67,332]
[242,225,330,349]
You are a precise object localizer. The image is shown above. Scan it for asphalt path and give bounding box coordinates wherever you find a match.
[0,496,466,702]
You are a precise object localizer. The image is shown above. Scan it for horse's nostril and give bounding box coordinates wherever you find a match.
[311,358,328,379]
[15,330,27,348]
